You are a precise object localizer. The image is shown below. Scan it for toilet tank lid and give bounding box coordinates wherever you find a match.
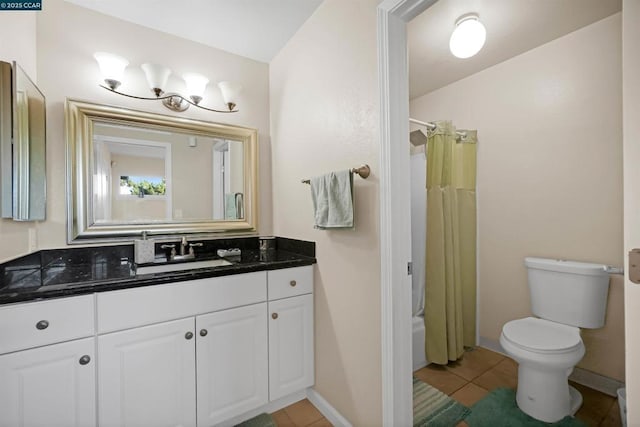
[524,257,608,276]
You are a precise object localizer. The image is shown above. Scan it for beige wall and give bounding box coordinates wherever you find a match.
[411,14,624,381]
[0,12,36,78]
[270,0,381,424]
[171,136,214,220]
[0,0,273,260]
[623,0,640,422]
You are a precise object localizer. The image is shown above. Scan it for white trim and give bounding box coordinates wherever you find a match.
[306,388,353,427]
[479,336,506,356]
[212,148,224,219]
[570,367,625,398]
[377,0,437,425]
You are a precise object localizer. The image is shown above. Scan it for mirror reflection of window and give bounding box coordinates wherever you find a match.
[93,129,172,223]
[90,122,244,224]
[119,176,166,196]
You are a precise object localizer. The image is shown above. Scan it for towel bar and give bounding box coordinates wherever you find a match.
[301,164,370,184]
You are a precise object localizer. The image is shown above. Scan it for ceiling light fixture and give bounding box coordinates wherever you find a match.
[93,52,241,113]
[449,13,486,59]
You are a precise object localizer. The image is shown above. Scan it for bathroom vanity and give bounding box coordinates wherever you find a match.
[0,238,315,427]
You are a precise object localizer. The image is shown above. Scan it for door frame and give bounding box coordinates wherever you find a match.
[377,0,438,425]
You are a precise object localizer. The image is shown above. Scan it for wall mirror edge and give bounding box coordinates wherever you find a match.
[0,60,47,222]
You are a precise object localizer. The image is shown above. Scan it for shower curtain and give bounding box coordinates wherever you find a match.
[424,121,477,365]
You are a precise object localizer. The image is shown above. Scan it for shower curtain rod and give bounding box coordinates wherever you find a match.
[409,118,467,140]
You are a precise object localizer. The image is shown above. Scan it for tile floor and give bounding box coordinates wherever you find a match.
[270,347,622,427]
[271,399,333,427]
[414,347,622,427]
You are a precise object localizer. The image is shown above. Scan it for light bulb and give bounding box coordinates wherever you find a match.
[218,81,242,111]
[182,73,209,104]
[94,52,129,90]
[449,14,486,59]
[141,63,171,97]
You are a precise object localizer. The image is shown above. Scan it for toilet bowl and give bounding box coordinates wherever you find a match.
[500,317,585,422]
[500,257,610,423]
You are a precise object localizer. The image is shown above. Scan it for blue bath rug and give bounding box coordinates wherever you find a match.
[414,377,471,426]
[465,388,587,427]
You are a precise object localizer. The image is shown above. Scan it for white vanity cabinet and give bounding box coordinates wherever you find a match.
[196,303,269,425]
[267,266,315,401]
[0,295,97,427]
[98,317,197,427]
[96,272,269,427]
[0,265,314,427]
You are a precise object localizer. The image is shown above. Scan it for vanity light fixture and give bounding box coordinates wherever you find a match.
[93,52,241,113]
[449,13,486,59]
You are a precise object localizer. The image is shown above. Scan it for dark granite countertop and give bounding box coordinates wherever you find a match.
[0,237,315,305]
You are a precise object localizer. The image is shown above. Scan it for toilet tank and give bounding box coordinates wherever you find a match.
[525,257,610,328]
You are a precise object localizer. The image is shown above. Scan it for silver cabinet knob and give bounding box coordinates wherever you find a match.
[79,355,91,365]
[290,280,297,287]
[272,313,278,320]
[185,332,194,340]
[36,320,49,330]
[200,329,208,337]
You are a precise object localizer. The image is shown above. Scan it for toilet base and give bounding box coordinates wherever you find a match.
[569,385,583,416]
[515,363,584,423]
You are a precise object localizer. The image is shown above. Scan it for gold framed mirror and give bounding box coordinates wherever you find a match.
[65,99,258,243]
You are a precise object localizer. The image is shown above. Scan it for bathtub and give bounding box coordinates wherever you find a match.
[413,315,427,371]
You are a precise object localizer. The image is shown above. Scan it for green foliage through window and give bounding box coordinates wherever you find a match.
[120,176,166,196]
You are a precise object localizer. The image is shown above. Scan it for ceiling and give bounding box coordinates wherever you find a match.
[64,0,620,95]
[64,0,324,63]
[408,0,621,99]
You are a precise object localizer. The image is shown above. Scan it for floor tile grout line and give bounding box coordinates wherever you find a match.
[302,416,327,427]
[446,380,470,396]
[415,348,618,427]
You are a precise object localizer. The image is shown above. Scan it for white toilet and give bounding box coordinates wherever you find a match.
[499,257,610,423]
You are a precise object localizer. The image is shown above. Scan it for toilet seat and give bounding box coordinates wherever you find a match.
[502,317,582,354]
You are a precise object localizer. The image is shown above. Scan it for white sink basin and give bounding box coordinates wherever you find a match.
[136,259,233,275]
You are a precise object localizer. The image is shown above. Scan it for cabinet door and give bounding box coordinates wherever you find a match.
[0,337,96,427]
[196,303,268,426]
[98,317,196,427]
[269,294,314,401]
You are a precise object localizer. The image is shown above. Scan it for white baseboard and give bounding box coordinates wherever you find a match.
[413,360,428,372]
[214,390,307,427]
[478,336,507,356]
[569,367,625,397]
[478,336,624,397]
[306,388,353,427]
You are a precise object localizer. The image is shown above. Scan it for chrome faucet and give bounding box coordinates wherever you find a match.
[179,236,189,256]
[178,237,203,260]
[161,237,203,261]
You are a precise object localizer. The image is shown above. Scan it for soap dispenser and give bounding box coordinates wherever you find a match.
[134,231,155,264]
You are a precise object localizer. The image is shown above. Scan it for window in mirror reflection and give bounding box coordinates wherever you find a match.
[91,122,244,224]
[119,176,166,196]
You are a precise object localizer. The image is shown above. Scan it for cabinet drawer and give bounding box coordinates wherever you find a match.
[267,266,313,300]
[97,271,267,333]
[0,295,95,355]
